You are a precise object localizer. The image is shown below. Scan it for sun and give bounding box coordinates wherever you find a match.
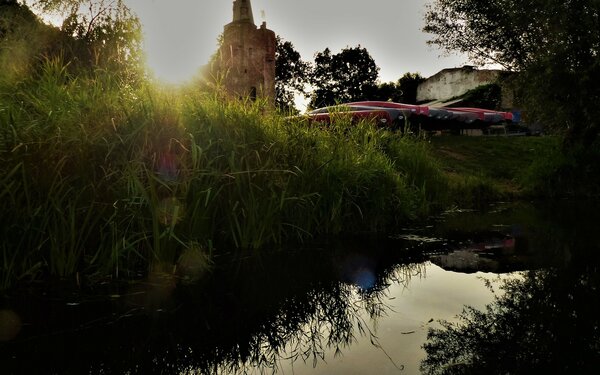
[126,0,229,85]
[142,37,211,85]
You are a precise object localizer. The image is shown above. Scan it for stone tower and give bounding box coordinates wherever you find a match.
[218,0,276,103]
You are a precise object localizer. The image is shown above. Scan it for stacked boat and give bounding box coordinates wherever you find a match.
[301,101,516,131]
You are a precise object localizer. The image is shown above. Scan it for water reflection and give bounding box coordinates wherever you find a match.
[1,201,598,374]
[421,201,600,374]
[0,239,428,374]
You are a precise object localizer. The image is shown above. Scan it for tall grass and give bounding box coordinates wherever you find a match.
[0,57,450,290]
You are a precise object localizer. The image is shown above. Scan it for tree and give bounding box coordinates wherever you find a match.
[423,0,600,144]
[372,72,425,104]
[396,72,425,104]
[460,83,502,110]
[372,81,403,103]
[308,45,379,108]
[275,36,310,114]
[422,269,600,374]
[30,0,144,82]
[369,72,425,104]
[1,0,38,40]
[1,1,67,83]
[421,201,600,374]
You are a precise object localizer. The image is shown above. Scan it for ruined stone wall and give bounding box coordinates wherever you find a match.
[416,67,503,103]
[219,21,275,102]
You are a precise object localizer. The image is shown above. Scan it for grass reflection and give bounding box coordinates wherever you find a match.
[1,240,426,374]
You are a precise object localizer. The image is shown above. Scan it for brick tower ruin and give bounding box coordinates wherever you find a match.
[218,0,276,103]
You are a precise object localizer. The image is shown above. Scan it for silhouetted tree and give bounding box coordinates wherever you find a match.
[0,0,37,39]
[422,267,600,374]
[397,72,425,104]
[275,36,310,114]
[372,72,425,104]
[308,45,379,108]
[460,83,503,110]
[424,0,600,144]
[372,81,403,103]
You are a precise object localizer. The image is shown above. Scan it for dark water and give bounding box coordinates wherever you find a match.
[1,201,599,374]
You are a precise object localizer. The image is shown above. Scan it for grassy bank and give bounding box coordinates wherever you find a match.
[428,135,558,204]
[0,7,592,290]
[0,58,449,290]
[2,56,594,291]
[429,135,600,200]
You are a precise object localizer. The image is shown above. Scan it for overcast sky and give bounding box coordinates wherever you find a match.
[125,0,470,85]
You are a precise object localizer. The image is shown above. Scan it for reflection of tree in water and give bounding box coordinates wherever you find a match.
[421,232,600,374]
[2,242,425,374]
[186,260,420,374]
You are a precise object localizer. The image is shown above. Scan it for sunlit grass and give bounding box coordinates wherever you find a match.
[4,53,577,291]
[0,57,451,290]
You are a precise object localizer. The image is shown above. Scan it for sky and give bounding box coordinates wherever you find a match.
[125,0,470,85]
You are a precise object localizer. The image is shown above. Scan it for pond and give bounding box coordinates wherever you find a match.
[1,201,599,374]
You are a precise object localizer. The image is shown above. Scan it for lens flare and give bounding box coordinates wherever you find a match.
[157,152,179,182]
[0,309,22,342]
[158,197,185,226]
[339,254,377,291]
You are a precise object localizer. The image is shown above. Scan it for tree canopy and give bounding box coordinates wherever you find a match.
[424,0,600,143]
[275,36,310,114]
[1,0,144,84]
[371,73,425,104]
[308,46,379,108]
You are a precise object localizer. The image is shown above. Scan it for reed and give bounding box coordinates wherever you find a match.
[0,57,450,290]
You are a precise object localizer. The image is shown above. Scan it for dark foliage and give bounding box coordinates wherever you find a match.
[459,83,502,110]
[308,45,379,108]
[372,72,425,104]
[424,0,600,145]
[422,201,600,374]
[1,0,144,84]
[275,36,310,114]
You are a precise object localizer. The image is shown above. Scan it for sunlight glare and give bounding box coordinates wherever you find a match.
[126,0,229,84]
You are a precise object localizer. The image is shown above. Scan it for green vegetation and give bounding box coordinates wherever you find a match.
[520,139,600,198]
[424,0,600,145]
[0,49,450,289]
[429,136,600,200]
[429,136,555,198]
[1,1,598,292]
[0,55,591,291]
[458,83,502,110]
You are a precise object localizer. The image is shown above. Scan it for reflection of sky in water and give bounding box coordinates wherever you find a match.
[279,263,518,374]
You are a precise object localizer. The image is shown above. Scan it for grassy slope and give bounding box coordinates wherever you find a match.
[428,135,557,197]
[1,55,449,288]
